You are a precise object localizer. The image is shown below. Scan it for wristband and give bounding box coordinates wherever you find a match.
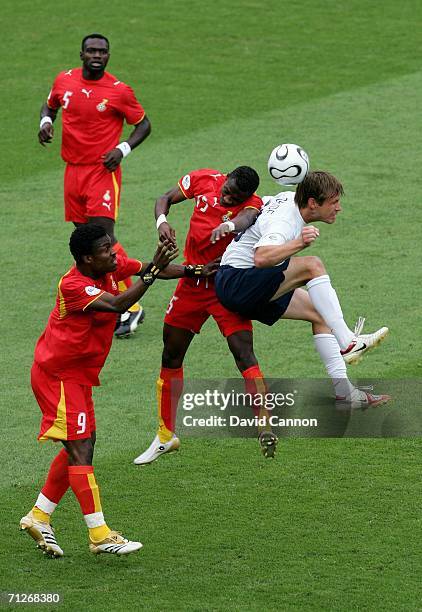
[141,262,161,286]
[40,116,53,129]
[116,141,132,158]
[184,264,204,278]
[156,214,167,229]
[225,220,235,232]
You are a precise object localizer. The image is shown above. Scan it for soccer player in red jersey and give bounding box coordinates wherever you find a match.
[133,166,278,465]
[38,33,151,338]
[20,224,215,557]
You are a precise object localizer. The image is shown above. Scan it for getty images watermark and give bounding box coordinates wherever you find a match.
[172,379,422,438]
[181,388,318,429]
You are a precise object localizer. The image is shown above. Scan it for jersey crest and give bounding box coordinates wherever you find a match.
[96,98,108,112]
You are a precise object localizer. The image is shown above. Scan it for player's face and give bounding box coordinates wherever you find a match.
[89,235,117,275]
[317,194,342,224]
[80,38,110,74]
[220,178,251,207]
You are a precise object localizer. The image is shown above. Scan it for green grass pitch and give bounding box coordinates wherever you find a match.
[1,0,422,609]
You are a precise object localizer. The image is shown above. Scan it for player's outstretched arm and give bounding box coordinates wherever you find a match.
[86,240,178,313]
[38,103,58,146]
[254,226,319,268]
[211,208,259,243]
[136,258,220,280]
[102,116,152,171]
[162,258,221,279]
[155,185,186,244]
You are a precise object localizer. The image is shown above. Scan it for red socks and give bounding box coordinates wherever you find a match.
[68,465,102,516]
[157,366,183,442]
[40,448,69,504]
[242,364,269,418]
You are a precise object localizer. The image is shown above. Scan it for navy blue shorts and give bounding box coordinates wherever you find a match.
[215,260,295,326]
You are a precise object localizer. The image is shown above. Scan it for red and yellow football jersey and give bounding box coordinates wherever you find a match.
[47,68,145,164]
[178,169,262,265]
[34,256,142,386]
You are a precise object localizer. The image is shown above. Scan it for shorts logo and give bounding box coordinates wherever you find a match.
[96,98,108,112]
[85,286,101,296]
[102,202,112,211]
[268,234,281,241]
[182,175,191,190]
[103,190,111,202]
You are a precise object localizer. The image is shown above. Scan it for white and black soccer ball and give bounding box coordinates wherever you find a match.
[268,143,310,186]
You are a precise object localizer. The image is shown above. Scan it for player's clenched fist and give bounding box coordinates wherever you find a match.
[102,148,124,172]
[301,225,319,247]
[152,239,179,270]
[38,124,54,146]
[158,222,176,245]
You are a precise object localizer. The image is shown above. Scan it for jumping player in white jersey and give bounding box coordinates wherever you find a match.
[215,171,390,407]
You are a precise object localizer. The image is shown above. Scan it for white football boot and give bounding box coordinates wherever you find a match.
[336,387,391,411]
[89,531,143,555]
[341,317,389,365]
[133,434,180,465]
[20,511,64,557]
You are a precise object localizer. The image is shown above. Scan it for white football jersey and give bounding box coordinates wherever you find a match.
[221,191,305,268]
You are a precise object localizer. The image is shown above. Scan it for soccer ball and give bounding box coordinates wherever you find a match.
[268,143,310,186]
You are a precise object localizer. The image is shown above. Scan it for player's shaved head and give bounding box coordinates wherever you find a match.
[69,224,108,263]
[295,171,344,209]
[228,166,259,195]
[81,33,110,51]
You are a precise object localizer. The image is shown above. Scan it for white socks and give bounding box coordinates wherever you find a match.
[35,492,57,515]
[307,275,354,350]
[313,333,354,398]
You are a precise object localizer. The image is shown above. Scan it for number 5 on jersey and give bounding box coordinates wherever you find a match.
[166,296,179,315]
[63,91,73,109]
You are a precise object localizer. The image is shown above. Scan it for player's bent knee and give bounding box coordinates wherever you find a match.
[233,349,256,370]
[227,335,256,370]
[306,256,326,278]
[65,438,94,466]
[162,347,184,369]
